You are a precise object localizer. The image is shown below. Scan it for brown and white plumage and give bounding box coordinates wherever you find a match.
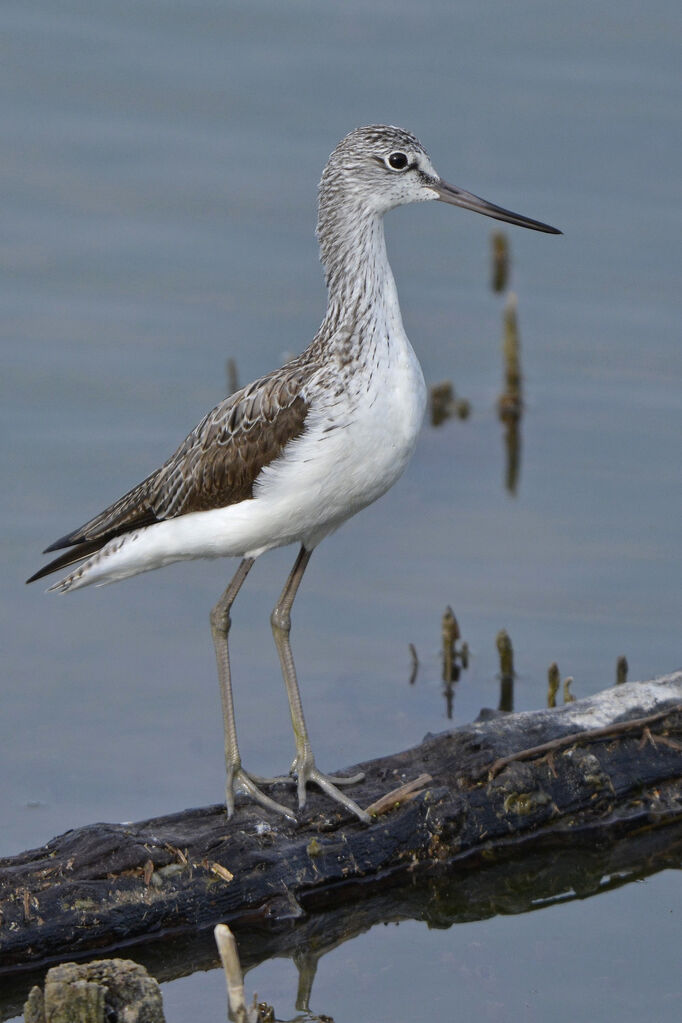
[28,359,312,587]
[28,126,559,822]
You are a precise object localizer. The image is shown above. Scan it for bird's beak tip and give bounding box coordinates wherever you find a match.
[435,179,561,236]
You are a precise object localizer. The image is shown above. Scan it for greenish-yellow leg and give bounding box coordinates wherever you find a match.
[270,546,370,824]
[210,558,296,822]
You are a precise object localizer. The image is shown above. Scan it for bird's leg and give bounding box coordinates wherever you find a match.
[271,546,370,823]
[211,558,296,822]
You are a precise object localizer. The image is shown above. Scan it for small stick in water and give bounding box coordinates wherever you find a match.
[496,629,514,678]
[547,662,560,708]
[496,629,515,712]
[214,923,269,1023]
[616,655,628,685]
[497,293,522,493]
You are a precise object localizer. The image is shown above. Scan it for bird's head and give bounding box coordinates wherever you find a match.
[320,124,561,233]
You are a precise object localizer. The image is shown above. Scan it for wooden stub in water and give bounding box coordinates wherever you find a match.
[1,675,681,980]
[23,959,165,1023]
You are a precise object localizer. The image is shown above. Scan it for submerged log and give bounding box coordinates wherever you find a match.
[1,674,681,982]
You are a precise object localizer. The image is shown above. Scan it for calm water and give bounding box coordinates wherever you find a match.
[2,1,680,1019]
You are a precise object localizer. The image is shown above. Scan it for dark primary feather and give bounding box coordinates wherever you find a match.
[27,362,311,584]
[26,538,116,584]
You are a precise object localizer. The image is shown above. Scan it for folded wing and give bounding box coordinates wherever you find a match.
[27,362,311,583]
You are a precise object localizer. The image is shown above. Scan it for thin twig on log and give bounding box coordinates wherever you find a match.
[364,773,433,815]
[484,703,682,779]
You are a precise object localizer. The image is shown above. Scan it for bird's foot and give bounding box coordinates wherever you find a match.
[290,754,371,824]
[249,762,365,790]
[225,764,297,823]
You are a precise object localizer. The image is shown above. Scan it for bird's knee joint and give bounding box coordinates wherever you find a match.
[271,606,291,633]
[210,605,232,633]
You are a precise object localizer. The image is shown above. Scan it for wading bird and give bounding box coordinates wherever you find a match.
[29,126,560,823]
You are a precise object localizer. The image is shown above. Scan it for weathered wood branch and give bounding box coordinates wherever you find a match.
[1,674,681,996]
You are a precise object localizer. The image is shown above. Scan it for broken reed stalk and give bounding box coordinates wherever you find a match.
[442,606,459,682]
[496,629,515,712]
[502,293,521,396]
[496,629,514,677]
[547,662,560,708]
[214,924,260,1023]
[617,655,629,685]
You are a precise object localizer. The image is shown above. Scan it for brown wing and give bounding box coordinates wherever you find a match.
[151,367,309,518]
[27,362,310,583]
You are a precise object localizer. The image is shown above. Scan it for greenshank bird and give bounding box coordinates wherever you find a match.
[28,126,560,824]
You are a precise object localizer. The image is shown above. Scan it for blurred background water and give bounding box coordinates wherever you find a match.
[1,1,680,1020]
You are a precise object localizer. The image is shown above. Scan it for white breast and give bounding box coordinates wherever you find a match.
[251,310,426,552]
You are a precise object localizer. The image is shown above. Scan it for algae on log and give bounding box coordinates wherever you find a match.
[1,674,681,981]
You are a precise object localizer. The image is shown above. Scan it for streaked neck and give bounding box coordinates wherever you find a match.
[318,200,400,323]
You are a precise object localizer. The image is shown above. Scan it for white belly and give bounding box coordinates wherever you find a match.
[250,323,427,551]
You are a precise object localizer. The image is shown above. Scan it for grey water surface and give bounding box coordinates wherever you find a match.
[2,2,681,1020]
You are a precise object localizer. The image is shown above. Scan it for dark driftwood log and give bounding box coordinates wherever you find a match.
[1,674,681,996]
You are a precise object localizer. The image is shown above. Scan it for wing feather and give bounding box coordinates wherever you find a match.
[29,361,311,581]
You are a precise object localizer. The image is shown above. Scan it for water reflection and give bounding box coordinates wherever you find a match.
[407,642,419,686]
[547,661,561,707]
[497,292,523,497]
[490,231,510,294]
[3,820,679,1022]
[216,924,334,1022]
[441,606,469,719]
[428,380,471,427]
[429,235,525,500]
[220,823,681,1022]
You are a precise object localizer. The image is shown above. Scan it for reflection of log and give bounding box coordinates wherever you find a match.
[4,816,681,1023]
[1,676,681,988]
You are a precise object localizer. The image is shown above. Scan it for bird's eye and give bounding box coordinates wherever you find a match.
[387,152,408,170]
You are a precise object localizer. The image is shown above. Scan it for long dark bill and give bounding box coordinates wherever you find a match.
[433,179,561,234]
